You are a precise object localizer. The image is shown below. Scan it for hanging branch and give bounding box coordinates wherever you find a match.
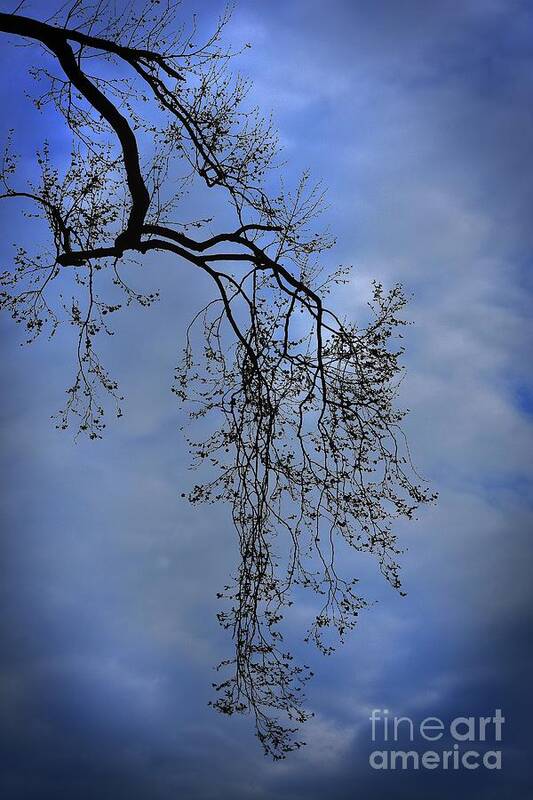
[0,1,436,759]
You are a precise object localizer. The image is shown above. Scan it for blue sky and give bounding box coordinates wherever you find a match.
[1,0,532,797]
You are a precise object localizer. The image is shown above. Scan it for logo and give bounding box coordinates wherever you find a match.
[368,708,504,770]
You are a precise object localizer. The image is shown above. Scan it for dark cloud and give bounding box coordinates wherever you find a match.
[1,0,532,797]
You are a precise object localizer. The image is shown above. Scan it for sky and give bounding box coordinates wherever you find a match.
[1,0,533,797]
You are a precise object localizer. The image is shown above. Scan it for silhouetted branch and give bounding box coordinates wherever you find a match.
[0,0,436,759]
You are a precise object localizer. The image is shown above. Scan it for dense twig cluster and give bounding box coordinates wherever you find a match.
[0,1,435,758]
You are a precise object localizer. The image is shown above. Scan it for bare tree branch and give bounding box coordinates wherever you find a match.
[0,0,436,759]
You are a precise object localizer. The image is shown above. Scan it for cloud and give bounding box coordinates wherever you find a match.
[0,0,532,797]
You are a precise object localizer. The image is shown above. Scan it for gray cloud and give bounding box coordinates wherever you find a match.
[1,0,532,797]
